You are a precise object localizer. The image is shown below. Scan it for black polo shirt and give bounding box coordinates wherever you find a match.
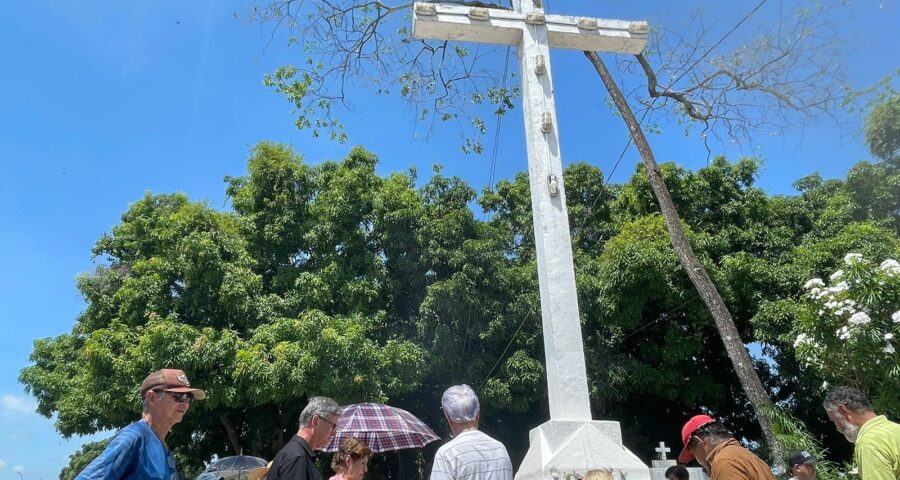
[268,436,323,480]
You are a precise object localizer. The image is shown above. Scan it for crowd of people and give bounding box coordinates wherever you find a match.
[672,386,900,480]
[72,368,899,480]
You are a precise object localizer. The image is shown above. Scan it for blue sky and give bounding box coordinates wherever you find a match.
[1,1,897,478]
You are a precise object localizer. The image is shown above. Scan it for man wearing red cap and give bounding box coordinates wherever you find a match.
[76,368,206,480]
[677,414,775,480]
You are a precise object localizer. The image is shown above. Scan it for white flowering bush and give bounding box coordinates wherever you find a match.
[793,253,900,396]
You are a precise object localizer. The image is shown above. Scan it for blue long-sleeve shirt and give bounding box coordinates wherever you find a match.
[76,420,178,480]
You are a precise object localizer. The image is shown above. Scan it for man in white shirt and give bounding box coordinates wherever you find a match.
[430,384,513,480]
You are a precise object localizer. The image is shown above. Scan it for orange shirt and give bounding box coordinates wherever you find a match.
[705,439,777,480]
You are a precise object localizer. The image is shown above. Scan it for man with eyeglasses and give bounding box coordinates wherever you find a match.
[76,368,206,480]
[269,396,342,480]
[677,414,775,480]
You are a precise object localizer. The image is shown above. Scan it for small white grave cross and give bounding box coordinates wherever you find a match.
[413,2,648,422]
[656,441,672,460]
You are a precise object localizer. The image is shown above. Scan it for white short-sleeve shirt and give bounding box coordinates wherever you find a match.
[430,430,513,480]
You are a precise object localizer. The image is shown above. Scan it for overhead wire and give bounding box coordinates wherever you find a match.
[602,0,770,185]
[577,0,770,236]
[488,46,513,193]
[620,294,699,342]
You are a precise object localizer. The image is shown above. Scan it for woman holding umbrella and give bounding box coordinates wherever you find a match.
[329,437,372,480]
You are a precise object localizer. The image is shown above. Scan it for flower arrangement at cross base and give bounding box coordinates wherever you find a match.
[548,467,627,480]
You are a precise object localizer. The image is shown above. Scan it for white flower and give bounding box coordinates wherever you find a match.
[804,278,825,289]
[844,253,863,265]
[892,311,900,323]
[848,312,871,325]
[880,259,900,275]
[794,333,811,347]
[885,333,894,340]
[885,344,896,355]
[830,269,844,281]
[830,281,850,293]
[837,326,851,340]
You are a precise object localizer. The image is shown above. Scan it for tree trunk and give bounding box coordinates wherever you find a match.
[220,413,244,455]
[583,50,786,470]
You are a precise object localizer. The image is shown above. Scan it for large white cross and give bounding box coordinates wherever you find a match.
[413,2,648,422]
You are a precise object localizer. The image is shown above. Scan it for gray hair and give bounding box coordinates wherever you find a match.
[823,386,873,413]
[141,390,159,413]
[299,396,341,427]
[441,384,479,422]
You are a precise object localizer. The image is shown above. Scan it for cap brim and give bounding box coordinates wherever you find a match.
[677,445,694,463]
[165,387,206,400]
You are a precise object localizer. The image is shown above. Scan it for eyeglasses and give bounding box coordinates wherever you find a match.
[318,415,337,431]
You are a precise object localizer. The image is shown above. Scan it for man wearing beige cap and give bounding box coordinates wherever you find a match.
[76,368,206,480]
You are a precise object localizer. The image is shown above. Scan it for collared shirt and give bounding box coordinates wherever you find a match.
[269,436,323,480]
[855,415,900,480]
[76,420,178,480]
[430,429,513,480]
[705,438,776,480]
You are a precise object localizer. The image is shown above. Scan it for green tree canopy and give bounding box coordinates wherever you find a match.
[21,139,900,478]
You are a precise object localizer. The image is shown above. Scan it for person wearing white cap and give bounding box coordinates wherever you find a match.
[76,368,206,480]
[430,384,512,480]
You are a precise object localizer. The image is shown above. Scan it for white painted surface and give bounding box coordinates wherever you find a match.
[412,2,651,477]
[412,3,648,53]
[514,421,651,480]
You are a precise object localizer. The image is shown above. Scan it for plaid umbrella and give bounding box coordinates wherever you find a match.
[322,403,441,453]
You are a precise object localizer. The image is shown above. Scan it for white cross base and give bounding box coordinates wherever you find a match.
[517,421,651,480]
[413,1,650,478]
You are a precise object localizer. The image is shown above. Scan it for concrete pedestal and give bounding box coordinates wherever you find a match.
[514,421,650,480]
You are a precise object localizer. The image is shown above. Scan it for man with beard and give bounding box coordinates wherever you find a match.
[823,386,900,480]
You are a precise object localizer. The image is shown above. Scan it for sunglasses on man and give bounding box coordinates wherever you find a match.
[154,390,194,404]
